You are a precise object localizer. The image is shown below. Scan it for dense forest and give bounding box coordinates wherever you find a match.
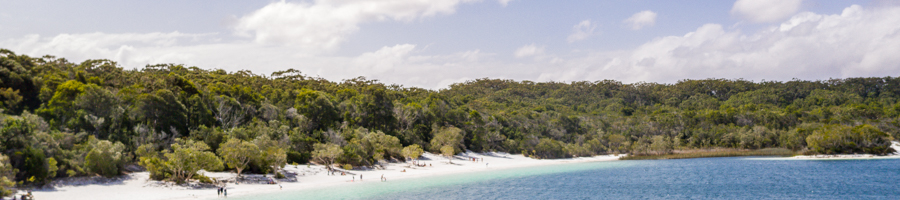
[1,49,898,191]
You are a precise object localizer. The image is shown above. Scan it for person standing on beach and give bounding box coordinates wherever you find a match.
[360,174,363,181]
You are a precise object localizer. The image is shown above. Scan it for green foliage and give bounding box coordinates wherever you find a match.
[295,89,338,131]
[312,143,343,171]
[533,138,565,159]
[440,145,455,163]
[164,139,223,183]
[13,146,50,185]
[259,146,287,174]
[136,144,168,180]
[430,126,464,153]
[806,124,895,155]
[194,173,214,184]
[46,157,58,179]
[2,49,900,187]
[217,138,259,176]
[137,140,223,183]
[0,153,17,197]
[401,144,424,162]
[84,138,127,178]
[286,151,310,164]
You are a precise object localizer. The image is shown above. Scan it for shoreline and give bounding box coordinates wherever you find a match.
[31,152,622,200]
[780,141,900,160]
[29,141,900,200]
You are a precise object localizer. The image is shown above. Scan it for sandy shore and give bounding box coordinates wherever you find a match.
[780,141,900,160]
[31,152,622,200]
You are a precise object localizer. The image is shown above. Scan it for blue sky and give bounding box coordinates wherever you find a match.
[1,0,898,89]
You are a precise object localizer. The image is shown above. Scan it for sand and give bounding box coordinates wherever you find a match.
[779,141,900,160]
[30,152,622,200]
[788,141,900,160]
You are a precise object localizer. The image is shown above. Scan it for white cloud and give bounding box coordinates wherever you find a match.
[4,5,900,90]
[547,5,900,84]
[0,32,493,89]
[354,44,416,73]
[234,0,478,53]
[623,10,657,30]
[566,20,597,43]
[731,0,803,23]
[498,0,514,7]
[514,44,544,58]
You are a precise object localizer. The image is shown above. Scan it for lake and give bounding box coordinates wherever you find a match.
[231,157,900,200]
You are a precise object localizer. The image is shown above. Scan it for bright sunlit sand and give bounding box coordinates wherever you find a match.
[32,152,622,200]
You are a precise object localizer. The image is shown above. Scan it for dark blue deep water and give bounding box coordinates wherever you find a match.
[235,157,900,200]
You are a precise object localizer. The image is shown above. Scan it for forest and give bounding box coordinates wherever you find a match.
[1,49,898,191]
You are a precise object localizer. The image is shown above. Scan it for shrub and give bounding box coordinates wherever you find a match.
[806,124,895,155]
[195,173,214,184]
[84,139,127,178]
[17,146,48,185]
[1,153,17,197]
[286,151,310,164]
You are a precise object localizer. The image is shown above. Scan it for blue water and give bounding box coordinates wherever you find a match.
[232,157,900,200]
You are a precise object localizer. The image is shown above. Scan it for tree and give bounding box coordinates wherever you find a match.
[19,146,49,185]
[430,126,464,154]
[217,138,259,179]
[312,143,343,172]
[136,144,168,180]
[806,124,895,155]
[440,145,455,164]
[431,127,464,163]
[260,146,287,175]
[138,89,188,140]
[84,138,127,177]
[649,135,672,155]
[295,89,338,130]
[0,153,16,198]
[401,144,424,166]
[357,129,401,165]
[164,139,223,183]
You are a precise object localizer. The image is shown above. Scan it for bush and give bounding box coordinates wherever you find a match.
[806,124,895,155]
[342,164,352,170]
[17,146,48,185]
[286,151,310,164]
[1,153,17,197]
[195,173,214,184]
[84,139,127,178]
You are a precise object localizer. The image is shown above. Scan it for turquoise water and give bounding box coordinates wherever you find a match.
[232,157,900,200]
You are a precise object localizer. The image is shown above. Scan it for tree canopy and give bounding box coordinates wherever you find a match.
[0,49,898,187]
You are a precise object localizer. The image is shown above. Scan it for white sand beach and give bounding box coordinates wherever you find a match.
[778,141,900,160]
[30,152,622,200]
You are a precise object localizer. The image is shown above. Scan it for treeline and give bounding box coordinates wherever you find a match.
[1,49,898,189]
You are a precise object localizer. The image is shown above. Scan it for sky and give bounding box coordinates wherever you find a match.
[1,0,899,89]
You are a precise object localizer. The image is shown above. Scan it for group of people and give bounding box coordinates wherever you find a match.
[411,161,431,167]
[469,157,483,162]
[217,186,228,197]
[9,191,32,200]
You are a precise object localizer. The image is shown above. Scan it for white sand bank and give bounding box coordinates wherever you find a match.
[776,141,900,160]
[31,152,622,200]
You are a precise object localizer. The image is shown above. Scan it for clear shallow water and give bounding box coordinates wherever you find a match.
[232,157,900,200]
